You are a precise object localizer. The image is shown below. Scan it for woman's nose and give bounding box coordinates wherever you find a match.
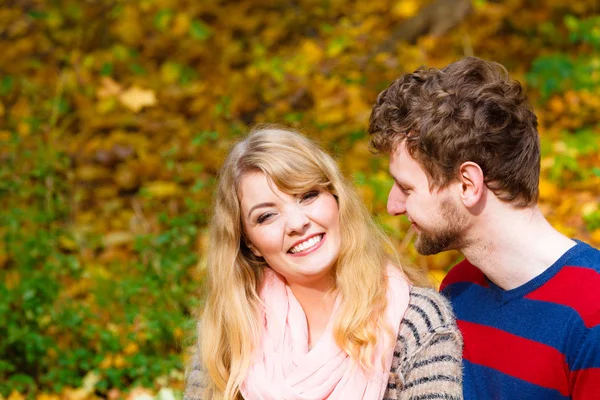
[286,207,310,235]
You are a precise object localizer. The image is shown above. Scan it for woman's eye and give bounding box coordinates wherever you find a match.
[300,190,319,202]
[257,212,275,224]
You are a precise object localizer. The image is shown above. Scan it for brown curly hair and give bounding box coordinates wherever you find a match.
[369,56,540,207]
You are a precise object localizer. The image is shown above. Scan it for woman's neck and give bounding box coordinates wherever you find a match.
[288,283,337,349]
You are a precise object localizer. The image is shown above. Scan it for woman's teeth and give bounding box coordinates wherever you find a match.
[289,235,323,254]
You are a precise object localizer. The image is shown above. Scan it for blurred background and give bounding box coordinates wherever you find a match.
[1,0,599,398]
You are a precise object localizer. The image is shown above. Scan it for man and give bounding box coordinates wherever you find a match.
[368,56,600,399]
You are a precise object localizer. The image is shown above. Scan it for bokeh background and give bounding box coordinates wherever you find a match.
[1,0,599,398]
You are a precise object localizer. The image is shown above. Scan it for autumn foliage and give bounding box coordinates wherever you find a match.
[1,0,599,398]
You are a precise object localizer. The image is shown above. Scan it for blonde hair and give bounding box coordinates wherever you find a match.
[199,125,423,399]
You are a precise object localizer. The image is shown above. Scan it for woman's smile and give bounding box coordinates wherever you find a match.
[288,233,325,255]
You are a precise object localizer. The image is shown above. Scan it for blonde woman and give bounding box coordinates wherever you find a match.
[184,126,463,400]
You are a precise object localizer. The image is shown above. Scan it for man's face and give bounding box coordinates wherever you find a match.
[387,142,468,255]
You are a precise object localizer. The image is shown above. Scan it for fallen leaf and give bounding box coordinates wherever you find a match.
[103,231,134,248]
[119,86,157,112]
[145,181,180,198]
[126,387,154,400]
[97,76,123,98]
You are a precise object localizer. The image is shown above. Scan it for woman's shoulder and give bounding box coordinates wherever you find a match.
[404,286,457,330]
[387,287,463,398]
[396,285,461,359]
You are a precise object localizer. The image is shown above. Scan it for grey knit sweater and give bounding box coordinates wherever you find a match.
[184,287,463,400]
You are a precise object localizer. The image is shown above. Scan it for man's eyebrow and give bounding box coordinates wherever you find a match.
[247,202,275,218]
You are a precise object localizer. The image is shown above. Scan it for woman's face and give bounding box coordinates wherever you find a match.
[239,172,341,290]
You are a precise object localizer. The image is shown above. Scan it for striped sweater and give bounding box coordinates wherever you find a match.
[184,287,463,399]
[441,240,600,399]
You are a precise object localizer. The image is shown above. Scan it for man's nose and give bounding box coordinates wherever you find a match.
[387,183,406,216]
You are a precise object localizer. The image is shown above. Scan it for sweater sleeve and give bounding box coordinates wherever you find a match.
[393,287,464,400]
[570,322,600,399]
[183,347,208,400]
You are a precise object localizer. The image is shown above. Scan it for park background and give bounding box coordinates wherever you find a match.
[1,0,599,399]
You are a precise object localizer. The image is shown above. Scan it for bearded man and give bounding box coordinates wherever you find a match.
[369,56,600,399]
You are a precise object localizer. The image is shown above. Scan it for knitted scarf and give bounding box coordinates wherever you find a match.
[240,266,411,399]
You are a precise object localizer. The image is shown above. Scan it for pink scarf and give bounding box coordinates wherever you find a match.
[241,266,411,400]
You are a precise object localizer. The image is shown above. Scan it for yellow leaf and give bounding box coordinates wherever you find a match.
[99,355,113,369]
[17,120,30,137]
[590,229,600,246]
[58,235,78,252]
[113,354,127,368]
[119,86,157,112]
[173,327,184,339]
[538,178,558,200]
[95,185,118,199]
[428,252,456,270]
[300,40,323,65]
[8,391,25,400]
[548,96,565,114]
[161,62,180,84]
[428,270,447,290]
[115,165,139,190]
[36,393,60,400]
[392,0,419,18]
[124,342,139,355]
[145,181,180,198]
[75,165,112,182]
[96,97,118,114]
[172,13,190,37]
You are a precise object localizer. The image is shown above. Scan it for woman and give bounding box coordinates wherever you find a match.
[185,126,463,400]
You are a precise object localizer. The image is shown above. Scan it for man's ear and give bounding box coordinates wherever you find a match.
[458,161,485,208]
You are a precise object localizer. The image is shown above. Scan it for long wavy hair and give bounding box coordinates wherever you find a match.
[199,125,422,399]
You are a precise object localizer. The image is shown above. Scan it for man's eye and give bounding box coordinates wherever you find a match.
[257,212,275,224]
[300,190,319,202]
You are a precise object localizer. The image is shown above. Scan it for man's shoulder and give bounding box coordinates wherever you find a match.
[439,258,487,294]
[527,241,600,329]
[566,240,600,271]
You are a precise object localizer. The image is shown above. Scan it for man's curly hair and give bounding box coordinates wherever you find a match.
[369,56,540,207]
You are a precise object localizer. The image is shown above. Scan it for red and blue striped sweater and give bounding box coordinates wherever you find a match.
[441,240,600,399]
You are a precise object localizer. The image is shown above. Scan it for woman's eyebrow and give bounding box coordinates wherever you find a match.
[248,202,275,218]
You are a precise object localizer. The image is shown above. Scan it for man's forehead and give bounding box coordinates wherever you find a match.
[388,142,429,184]
[388,142,411,169]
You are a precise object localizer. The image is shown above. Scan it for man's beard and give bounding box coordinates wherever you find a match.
[414,199,467,256]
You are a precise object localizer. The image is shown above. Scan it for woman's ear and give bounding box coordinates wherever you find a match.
[246,241,263,258]
[458,161,485,208]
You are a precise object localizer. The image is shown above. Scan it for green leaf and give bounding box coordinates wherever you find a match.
[190,19,212,40]
[26,10,48,19]
[100,63,113,76]
[129,63,147,75]
[154,9,174,31]
[0,75,13,96]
